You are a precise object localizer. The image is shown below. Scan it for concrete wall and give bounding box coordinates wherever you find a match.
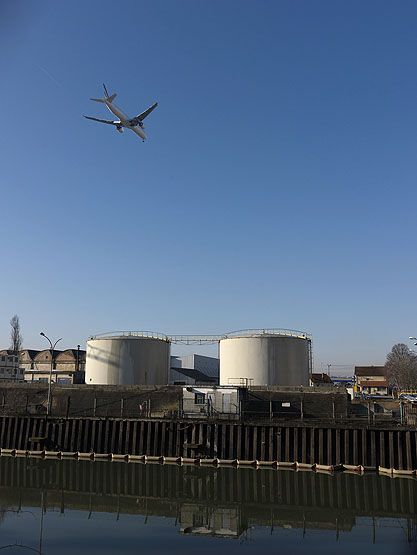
[242,387,350,420]
[0,383,181,418]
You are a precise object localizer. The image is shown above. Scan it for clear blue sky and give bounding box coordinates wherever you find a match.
[1,0,417,370]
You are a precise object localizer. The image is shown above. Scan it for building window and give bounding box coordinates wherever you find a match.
[195,393,205,405]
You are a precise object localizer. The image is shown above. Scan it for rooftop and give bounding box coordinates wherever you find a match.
[310,373,333,384]
[355,366,386,377]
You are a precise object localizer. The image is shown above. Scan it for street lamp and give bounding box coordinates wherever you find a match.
[40,332,62,416]
[76,344,80,372]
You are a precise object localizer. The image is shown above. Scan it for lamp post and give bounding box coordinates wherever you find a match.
[76,344,80,372]
[40,332,62,416]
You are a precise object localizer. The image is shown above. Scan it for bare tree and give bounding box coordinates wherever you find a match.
[9,315,23,353]
[385,343,417,392]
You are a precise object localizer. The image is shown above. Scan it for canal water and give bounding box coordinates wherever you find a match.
[0,457,414,554]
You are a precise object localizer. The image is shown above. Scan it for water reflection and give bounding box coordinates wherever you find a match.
[0,457,414,553]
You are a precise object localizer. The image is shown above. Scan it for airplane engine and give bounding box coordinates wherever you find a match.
[116,126,124,133]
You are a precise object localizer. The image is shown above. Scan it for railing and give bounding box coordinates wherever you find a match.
[169,335,221,345]
[89,330,169,341]
[88,328,312,344]
[222,328,312,340]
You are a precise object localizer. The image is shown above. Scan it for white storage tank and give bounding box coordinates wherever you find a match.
[86,332,170,385]
[219,329,311,387]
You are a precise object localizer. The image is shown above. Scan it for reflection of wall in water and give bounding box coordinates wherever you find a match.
[0,458,415,541]
[180,504,245,538]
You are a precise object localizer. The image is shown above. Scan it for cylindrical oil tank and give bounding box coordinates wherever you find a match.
[86,332,170,385]
[219,330,311,386]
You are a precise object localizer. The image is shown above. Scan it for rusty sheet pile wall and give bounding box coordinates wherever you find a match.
[0,416,416,473]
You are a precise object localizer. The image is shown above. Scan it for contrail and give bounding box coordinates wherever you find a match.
[38,65,63,88]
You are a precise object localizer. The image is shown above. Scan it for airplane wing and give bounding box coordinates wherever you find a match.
[134,102,158,122]
[84,115,121,126]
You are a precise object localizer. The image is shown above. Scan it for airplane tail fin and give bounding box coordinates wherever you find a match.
[102,83,116,103]
[90,93,117,104]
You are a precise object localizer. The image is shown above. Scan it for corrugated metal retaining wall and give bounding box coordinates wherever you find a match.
[0,416,416,472]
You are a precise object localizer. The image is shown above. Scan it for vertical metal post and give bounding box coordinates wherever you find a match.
[40,333,62,417]
[308,338,313,381]
[47,354,54,415]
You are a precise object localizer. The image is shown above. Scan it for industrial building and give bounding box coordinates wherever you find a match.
[84,328,312,388]
[171,354,219,379]
[181,386,240,419]
[0,350,24,382]
[170,354,219,385]
[0,348,85,384]
[23,349,86,384]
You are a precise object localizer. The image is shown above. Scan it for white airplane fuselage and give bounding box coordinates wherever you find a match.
[104,100,147,140]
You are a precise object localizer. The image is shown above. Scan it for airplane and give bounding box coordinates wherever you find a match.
[84,84,158,141]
